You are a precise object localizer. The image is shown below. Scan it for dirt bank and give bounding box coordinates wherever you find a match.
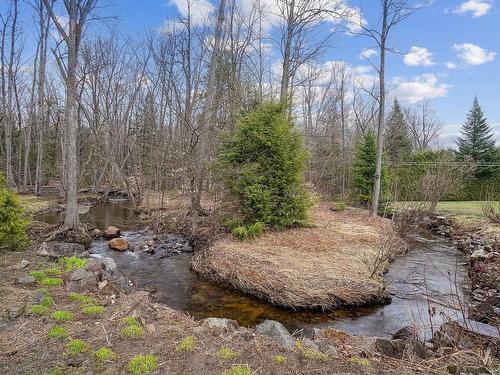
[191,205,405,310]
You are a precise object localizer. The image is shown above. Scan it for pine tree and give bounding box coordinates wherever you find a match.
[456,97,497,177]
[384,98,413,165]
[352,130,388,207]
[217,102,311,232]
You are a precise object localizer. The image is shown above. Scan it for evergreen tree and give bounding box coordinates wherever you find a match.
[384,98,413,165]
[352,130,388,207]
[0,174,29,250]
[456,97,497,177]
[217,102,311,232]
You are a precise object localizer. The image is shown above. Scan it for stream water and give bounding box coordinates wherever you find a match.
[38,201,469,338]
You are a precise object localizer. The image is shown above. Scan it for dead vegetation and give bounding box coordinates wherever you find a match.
[191,204,404,309]
[482,201,500,224]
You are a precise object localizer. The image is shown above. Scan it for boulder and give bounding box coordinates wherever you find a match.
[104,226,121,239]
[109,238,129,251]
[67,269,98,292]
[36,242,85,258]
[392,326,417,341]
[255,320,295,348]
[374,338,405,359]
[18,276,36,286]
[200,317,239,333]
[471,249,488,259]
[14,259,30,270]
[90,228,103,239]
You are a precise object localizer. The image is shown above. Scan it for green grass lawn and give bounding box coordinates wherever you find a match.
[393,201,498,218]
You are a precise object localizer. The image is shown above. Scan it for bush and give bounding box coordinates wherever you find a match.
[127,355,157,375]
[217,102,312,231]
[0,174,29,250]
[67,339,89,356]
[482,201,500,223]
[231,226,249,240]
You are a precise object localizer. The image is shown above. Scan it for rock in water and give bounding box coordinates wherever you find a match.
[104,226,121,239]
[255,319,295,348]
[109,238,129,251]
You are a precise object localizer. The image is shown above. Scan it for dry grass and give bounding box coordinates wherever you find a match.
[191,204,402,309]
[18,194,58,214]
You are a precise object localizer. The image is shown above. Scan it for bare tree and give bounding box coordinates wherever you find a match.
[355,0,420,217]
[43,0,100,230]
[405,99,441,151]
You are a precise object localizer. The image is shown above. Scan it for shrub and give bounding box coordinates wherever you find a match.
[68,292,95,305]
[482,201,500,223]
[176,336,197,352]
[273,355,287,364]
[247,222,265,238]
[94,347,116,362]
[215,347,239,361]
[60,256,87,271]
[52,310,74,321]
[222,365,252,375]
[82,305,105,316]
[40,277,63,287]
[48,326,68,340]
[30,304,49,315]
[67,339,89,356]
[231,226,248,240]
[127,354,157,375]
[217,102,312,231]
[0,174,30,250]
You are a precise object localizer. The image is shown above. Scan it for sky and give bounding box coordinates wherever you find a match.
[8,0,500,147]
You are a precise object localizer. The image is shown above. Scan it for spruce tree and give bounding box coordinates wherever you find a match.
[384,98,413,165]
[352,130,388,206]
[456,97,497,177]
[217,102,311,232]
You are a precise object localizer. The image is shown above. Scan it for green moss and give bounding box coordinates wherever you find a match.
[30,304,49,315]
[301,348,328,362]
[40,277,63,287]
[216,347,239,361]
[48,325,68,340]
[176,336,197,352]
[60,256,88,271]
[67,339,89,356]
[82,305,105,316]
[222,365,252,375]
[94,347,116,362]
[120,325,143,338]
[45,367,66,375]
[348,355,371,367]
[122,316,140,326]
[40,295,54,307]
[52,310,74,321]
[273,355,287,364]
[127,354,157,375]
[29,271,47,281]
[68,292,96,305]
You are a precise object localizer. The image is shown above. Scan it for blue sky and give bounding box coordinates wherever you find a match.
[9,0,500,146]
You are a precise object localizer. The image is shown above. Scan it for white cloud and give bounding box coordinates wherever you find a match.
[454,0,492,18]
[169,0,214,26]
[393,74,451,104]
[403,46,435,66]
[446,62,458,69]
[360,48,377,60]
[453,43,496,65]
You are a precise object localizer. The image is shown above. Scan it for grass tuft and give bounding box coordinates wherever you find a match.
[222,365,252,375]
[127,354,157,375]
[48,325,69,340]
[68,292,96,305]
[44,268,63,277]
[29,270,47,280]
[120,324,143,338]
[273,355,287,364]
[301,348,328,362]
[52,310,74,321]
[215,347,239,361]
[94,347,116,363]
[60,256,88,271]
[40,295,54,307]
[176,336,197,352]
[348,355,371,367]
[67,339,89,356]
[82,305,105,316]
[30,304,49,315]
[122,316,140,326]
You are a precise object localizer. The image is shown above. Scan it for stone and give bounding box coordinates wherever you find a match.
[317,341,338,356]
[4,303,25,319]
[392,325,417,341]
[90,228,103,239]
[303,327,323,339]
[17,276,36,285]
[85,260,106,274]
[255,320,295,348]
[200,317,239,332]
[302,338,319,350]
[36,242,85,258]
[67,269,98,292]
[471,249,488,259]
[103,226,121,239]
[109,237,129,251]
[101,257,118,272]
[374,338,405,359]
[14,260,30,270]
